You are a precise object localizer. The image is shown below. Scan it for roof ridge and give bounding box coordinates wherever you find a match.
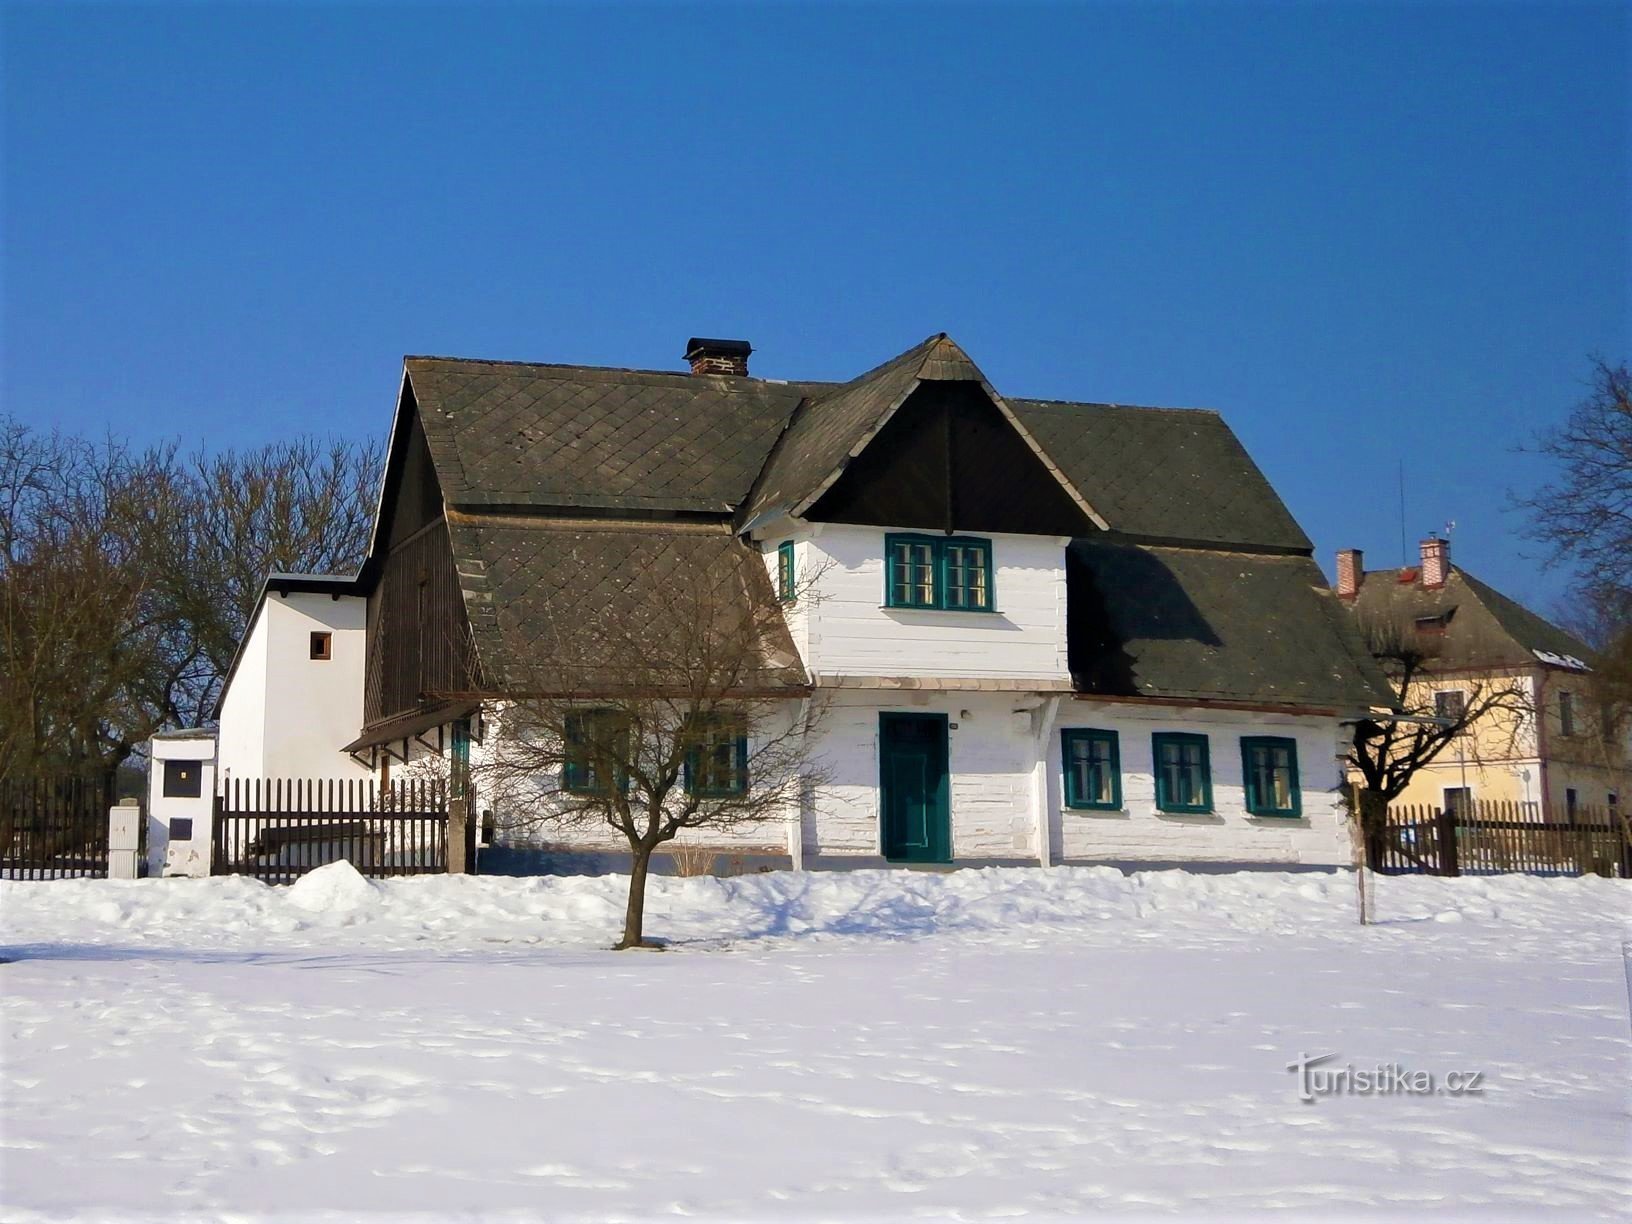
[1012,396,1222,416]
[813,333,947,394]
[405,354,759,383]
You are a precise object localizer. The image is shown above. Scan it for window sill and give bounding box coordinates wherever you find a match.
[1066,806,1128,816]
[1247,811,1305,821]
[1156,807,1216,818]
[880,605,1002,615]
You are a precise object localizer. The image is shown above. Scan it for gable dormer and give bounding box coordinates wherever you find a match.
[741,334,1103,539]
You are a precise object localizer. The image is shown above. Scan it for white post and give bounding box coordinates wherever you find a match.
[1031,695,1062,866]
[108,798,142,880]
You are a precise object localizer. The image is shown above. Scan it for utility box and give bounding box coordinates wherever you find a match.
[108,798,142,879]
[147,730,218,878]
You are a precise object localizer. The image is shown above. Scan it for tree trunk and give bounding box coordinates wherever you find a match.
[1356,788,1391,871]
[615,842,658,950]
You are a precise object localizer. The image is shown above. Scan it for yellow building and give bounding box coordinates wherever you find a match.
[1336,538,1628,823]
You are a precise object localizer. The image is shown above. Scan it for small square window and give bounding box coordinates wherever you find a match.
[168,817,194,840]
[310,632,332,661]
[162,759,202,799]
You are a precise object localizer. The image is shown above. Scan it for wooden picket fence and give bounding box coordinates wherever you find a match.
[212,777,449,884]
[1379,800,1630,878]
[0,775,114,880]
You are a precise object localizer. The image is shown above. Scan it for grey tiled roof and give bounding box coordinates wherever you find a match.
[1069,540,1393,710]
[1345,566,1594,671]
[1013,400,1310,550]
[447,517,809,696]
[385,335,1374,707]
[407,357,815,513]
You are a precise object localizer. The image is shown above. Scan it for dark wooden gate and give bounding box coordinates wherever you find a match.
[212,778,449,884]
[1,776,113,880]
[1376,801,1630,878]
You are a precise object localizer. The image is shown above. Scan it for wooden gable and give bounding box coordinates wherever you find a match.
[806,382,1096,536]
[362,387,478,726]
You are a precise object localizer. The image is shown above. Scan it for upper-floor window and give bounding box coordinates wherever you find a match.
[1241,736,1301,817]
[776,541,796,604]
[884,534,993,611]
[1062,728,1120,810]
[310,631,332,661]
[1434,689,1466,725]
[1153,732,1211,813]
[1559,691,1575,737]
[684,713,748,798]
[562,709,629,796]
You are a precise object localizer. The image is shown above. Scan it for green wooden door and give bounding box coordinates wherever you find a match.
[879,713,950,862]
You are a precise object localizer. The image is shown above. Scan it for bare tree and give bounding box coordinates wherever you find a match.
[1517,357,1632,838]
[0,418,381,781]
[1345,612,1534,877]
[0,422,182,781]
[169,437,383,722]
[475,546,825,949]
[1517,358,1631,613]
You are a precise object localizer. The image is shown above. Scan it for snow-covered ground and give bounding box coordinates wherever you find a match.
[2,865,1628,1221]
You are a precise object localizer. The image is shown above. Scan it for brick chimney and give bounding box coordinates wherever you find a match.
[1336,548,1364,599]
[685,337,751,377]
[1420,536,1449,590]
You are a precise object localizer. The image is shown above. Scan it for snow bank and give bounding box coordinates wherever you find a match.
[2,864,1625,955]
[3,867,1628,1219]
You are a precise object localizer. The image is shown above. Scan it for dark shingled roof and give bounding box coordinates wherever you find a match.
[1344,566,1594,672]
[367,334,1381,708]
[406,357,816,514]
[447,517,809,696]
[1013,400,1310,550]
[1069,541,1393,710]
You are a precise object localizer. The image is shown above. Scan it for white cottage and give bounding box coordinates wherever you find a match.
[215,333,1393,870]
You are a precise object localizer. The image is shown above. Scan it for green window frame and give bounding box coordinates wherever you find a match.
[776,540,796,603]
[1062,729,1121,810]
[1241,736,1301,818]
[684,714,749,798]
[562,709,629,795]
[884,534,994,611]
[1153,732,1212,813]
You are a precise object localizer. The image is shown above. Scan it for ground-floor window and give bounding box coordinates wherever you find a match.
[1241,736,1301,817]
[563,709,630,795]
[1062,728,1121,810]
[685,714,748,798]
[1153,732,1211,813]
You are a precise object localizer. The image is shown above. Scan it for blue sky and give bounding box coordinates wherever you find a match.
[3,2,1627,615]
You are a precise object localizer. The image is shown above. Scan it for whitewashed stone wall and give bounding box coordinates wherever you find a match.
[217,591,371,785]
[803,690,1041,860]
[1047,703,1352,866]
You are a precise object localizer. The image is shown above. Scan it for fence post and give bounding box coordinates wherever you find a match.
[1435,807,1460,877]
[447,796,470,875]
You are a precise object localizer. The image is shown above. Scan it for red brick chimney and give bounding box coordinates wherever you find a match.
[1420,536,1449,590]
[685,337,751,377]
[1336,548,1364,599]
